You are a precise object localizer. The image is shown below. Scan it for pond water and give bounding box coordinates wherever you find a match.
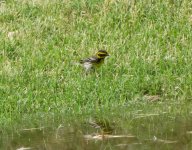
[1,113,192,150]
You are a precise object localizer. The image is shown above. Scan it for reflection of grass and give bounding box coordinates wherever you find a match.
[1,0,192,125]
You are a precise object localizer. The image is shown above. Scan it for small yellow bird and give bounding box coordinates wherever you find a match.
[80,50,109,72]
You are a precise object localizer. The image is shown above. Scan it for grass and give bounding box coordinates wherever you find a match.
[1,0,192,126]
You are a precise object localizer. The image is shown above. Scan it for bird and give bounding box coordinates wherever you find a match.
[88,117,114,135]
[80,50,109,72]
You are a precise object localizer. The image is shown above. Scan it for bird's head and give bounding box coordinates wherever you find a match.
[96,50,109,58]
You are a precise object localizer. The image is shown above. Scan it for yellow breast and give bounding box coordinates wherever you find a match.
[93,59,104,68]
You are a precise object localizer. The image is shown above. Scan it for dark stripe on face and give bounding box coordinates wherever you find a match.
[98,53,108,57]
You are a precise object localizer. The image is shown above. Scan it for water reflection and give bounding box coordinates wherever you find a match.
[1,114,192,150]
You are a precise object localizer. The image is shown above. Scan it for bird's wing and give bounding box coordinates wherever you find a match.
[80,56,99,64]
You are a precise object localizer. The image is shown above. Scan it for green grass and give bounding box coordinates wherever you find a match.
[1,0,192,125]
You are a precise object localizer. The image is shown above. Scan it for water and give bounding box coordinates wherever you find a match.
[1,113,192,150]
